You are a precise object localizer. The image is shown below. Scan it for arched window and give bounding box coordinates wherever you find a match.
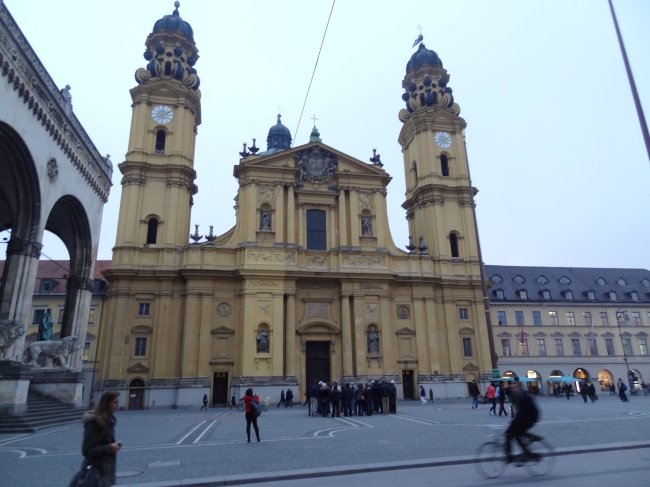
[155,130,166,154]
[306,209,326,251]
[164,61,172,76]
[441,154,449,176]
[449,232,459,257]
[412,161,418,184]
[146,218,158,244]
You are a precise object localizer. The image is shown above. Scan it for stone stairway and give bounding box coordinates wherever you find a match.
[0,391,85,434]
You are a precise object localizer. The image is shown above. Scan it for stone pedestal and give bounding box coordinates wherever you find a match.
[29,368,84,406]
[0,360,33,415]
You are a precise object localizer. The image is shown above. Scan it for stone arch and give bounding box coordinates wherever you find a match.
[448,230,461,258]
[526,370,542,395]
[0,122,42,359]
[45,195,93,340]
[573,367,590,382]
[597,369,613,390]
[127,377,146,411]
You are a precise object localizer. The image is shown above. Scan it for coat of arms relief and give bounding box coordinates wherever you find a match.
[294,146,338,189]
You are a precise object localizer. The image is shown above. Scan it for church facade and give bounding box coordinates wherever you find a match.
[97,5,493,408]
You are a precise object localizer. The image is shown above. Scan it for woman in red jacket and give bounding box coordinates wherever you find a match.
[243,388,260,442]
[487,383,497,415]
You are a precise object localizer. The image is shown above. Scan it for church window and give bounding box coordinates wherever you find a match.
[134,337,147,357]
[146,218,158,244]
[441,154,449,176]
[306,209,326,251]
[450,232,459,257]
[164,61,172,76]
[412,161,418,184]
[138,303,151,316]
[155,130,166,154]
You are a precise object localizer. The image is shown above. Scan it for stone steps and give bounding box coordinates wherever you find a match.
[0,391,85,434]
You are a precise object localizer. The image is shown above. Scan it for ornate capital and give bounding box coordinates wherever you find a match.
[6,237,41,258]
[66,275,94,292]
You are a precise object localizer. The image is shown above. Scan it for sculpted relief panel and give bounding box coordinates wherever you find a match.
[341,254,386,268]
[247,252,296,264]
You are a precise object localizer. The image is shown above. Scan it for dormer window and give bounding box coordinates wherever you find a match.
[609,291,617,301]
[641,278,650,287]
[495,289,504,299]
[564,290,573,300]
[630,291,639,302]
[596,277,607,285]
[491,274,503,284]
[536,276,549,284]
[587,291,595,300]
[617,278,627,286]
[558,276,571,285]
[542,290,551,300]
[518,290,528,300]
[513,275,525,284]
[40,280,53,293]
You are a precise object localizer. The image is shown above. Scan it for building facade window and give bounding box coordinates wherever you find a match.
[134,337,147,357]
[630,292,639,301]
[449,233,459,258]
[138,303,151,316]
[554,339,564,356]
[565,291,573,300]
[491,275,503,283]
[609,292,617,301]
[518,339,529,356]
[536,339,547,356]
[542,290,551,300]
[306,209,327,251]
[513,275,525,284]
[32,309,45,325]
[501,339,511,356]
[596,277,606,285]
[495,290,504,299]
[639,339,648,356]
[459,308,469,320]
[622,338,633,357]
[146,218,158,244]
[549,311,559,326]
[155,130,166,154]
[497,311,507,326]
[40,280,52,292]
[532,311,542,326]
[88,308,96,325]
[587,291,595,300]
[600,312,609,326]
[631,312,641,326]
[559,276,571,284]
[518,290,528,300]
[605,339,615,356]
[566,312,576,326]
[57,309,65,324]
[617,278,627,286]
[589,339,598,356]
[83,342,91,362]
[571,339,582,356]
[583,312,592,327]
[440,154,449,176]
[515,311,525,327]
[536,276,549,284]
[462,337,473,357]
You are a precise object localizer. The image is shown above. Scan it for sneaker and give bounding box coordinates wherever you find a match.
[471,405,474,409]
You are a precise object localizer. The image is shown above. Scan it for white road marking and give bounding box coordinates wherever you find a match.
[192,420,217,443]
[393,414,440,426]
[0,425,77,447]
[0,449,27,458]
[176,421,205,445]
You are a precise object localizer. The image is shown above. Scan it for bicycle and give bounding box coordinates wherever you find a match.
[474,430,555,479]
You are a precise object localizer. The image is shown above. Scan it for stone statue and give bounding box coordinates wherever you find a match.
[368,326,379,353]
[23,336,82,368]
[260,211,271,231]
[256,330,269,353]
[37,308,53,342]
[361,217,372,235]
[0,319,26,360]
[61,84,72,104]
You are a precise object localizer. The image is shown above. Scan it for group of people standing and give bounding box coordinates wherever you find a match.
[307,380,398,417]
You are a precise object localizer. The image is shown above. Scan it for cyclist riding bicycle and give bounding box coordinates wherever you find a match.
[504,378,540,463]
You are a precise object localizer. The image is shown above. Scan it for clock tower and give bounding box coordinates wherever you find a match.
[113,1,201,265]
[398,39,480,274]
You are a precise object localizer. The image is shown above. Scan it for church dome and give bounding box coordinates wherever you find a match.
[262,114,292,155]
[153,2,194,40]
[406,43,442,73]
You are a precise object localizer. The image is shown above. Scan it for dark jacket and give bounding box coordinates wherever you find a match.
[468,382,480,397]
[389,384,397,398]
[319,386,330,401]
[363,386,373,399]
[310,384,318,398]
[380,382,390,398]
[341,385,353,401]
[286,389,293,401]
[280,390,285,400]
[512,390,539,423]
[330,386,341,402]
[82,411,116,487]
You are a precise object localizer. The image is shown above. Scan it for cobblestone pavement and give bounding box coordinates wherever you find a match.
[1,395,649,486]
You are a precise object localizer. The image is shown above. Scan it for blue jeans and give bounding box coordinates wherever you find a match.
[472,396,479,408]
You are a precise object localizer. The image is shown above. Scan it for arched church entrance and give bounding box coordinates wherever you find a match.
[128,378,145,410]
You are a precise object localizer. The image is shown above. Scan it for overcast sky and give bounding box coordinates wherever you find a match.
[5,0,649,270]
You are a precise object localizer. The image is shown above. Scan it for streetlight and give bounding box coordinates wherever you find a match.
[616,307,637,394]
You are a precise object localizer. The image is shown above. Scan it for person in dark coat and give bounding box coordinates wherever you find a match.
[564,383,571,400]
[285,388,294,407]
[371,381,381,413]
[468,380,480,409]
[617,378,629,402]
[201,393,208,410]
[497,381,507,417]
[330,382,341,417]
[319,383,330,417]
[354,383,364,416]
[609,383,616,395]
[82,390,121,487]
[587,382,596,403]
[341,383,353,417]
[277,389,286,407]
[380,380,390,414]
[389,380,397,414]
[579,381,588,403]
[429,388,434,402]
[363,383,373,416]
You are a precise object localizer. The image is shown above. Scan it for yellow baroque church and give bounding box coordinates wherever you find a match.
[97,4,494,409]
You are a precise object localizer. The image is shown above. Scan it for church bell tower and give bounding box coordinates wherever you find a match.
[399,39,480,272]
[113,1,201,263]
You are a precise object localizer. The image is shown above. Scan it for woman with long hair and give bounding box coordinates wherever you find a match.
[81,390,122,486]
[243,388,260,442]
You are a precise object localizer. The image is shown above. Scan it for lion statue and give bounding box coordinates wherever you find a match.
[23,336,82,368]
[0,319,26,360]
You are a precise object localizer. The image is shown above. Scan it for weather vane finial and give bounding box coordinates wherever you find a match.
[412,25,423,48]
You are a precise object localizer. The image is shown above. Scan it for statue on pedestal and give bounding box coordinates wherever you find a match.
[37,308,53,342]
[361,217,372,235]
[260,211,271,231]
[368,326,379,353]
[256,330,269,353]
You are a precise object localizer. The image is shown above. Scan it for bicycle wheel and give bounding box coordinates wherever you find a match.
[474,441,507,479]
[236,401,245,412]
[523,439,555,476]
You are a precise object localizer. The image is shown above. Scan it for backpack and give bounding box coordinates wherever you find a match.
[621,383,627,391]
[249,397,262,417]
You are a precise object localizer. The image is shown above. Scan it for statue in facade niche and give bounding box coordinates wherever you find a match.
[260,211,271,231]
[256,329,269,353]
[37,308,53,342]
[361,217,372,235]
[368,326,379,353]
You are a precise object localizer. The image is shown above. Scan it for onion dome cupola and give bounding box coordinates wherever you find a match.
[134,1,200,90]
[260,114,292,155]
[398,37,460,123]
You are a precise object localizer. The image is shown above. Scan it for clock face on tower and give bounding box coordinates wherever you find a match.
[151,105,174,124]
[434,131,452,148]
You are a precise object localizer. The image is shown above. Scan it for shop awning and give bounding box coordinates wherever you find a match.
[500,377,538,383]
[547,376,581,382]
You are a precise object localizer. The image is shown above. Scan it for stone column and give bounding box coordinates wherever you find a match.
[424,297,440,374]
[62,274,94,371]
[297,203,305,249]
[352,296,366,377]
[247,183,257,243]
[181,291,200,377]
[272,293,284,376]
[329,204,337,251]
[379,295,395,375]
[285,293,296,378]
[340,294,353,379]
[412,297,432,375]
[349,189,360,250]
[337,191,348,250]
[286,185,296,247]
[274,185,284,246]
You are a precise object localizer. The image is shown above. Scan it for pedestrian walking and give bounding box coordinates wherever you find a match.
[564,383,571,400]
[487,382,496,415]
[429,388,434,402]
[617,378,629,403]
[497,381,507,417]
[243,388,261,442]
[200,393,208,410]
[609,383,616,395]
[469,379,480,409]
[285,388,294,407]
[641,382,648,396]
[389,380,397,414]
[81,390,121,487]
[420,385,427,405]
[587,382,596,403]
[230,394,237,409]
[277,389,286,407]
[579,381,588,403]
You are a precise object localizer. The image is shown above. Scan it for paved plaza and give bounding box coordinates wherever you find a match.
[1,395,649,486]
